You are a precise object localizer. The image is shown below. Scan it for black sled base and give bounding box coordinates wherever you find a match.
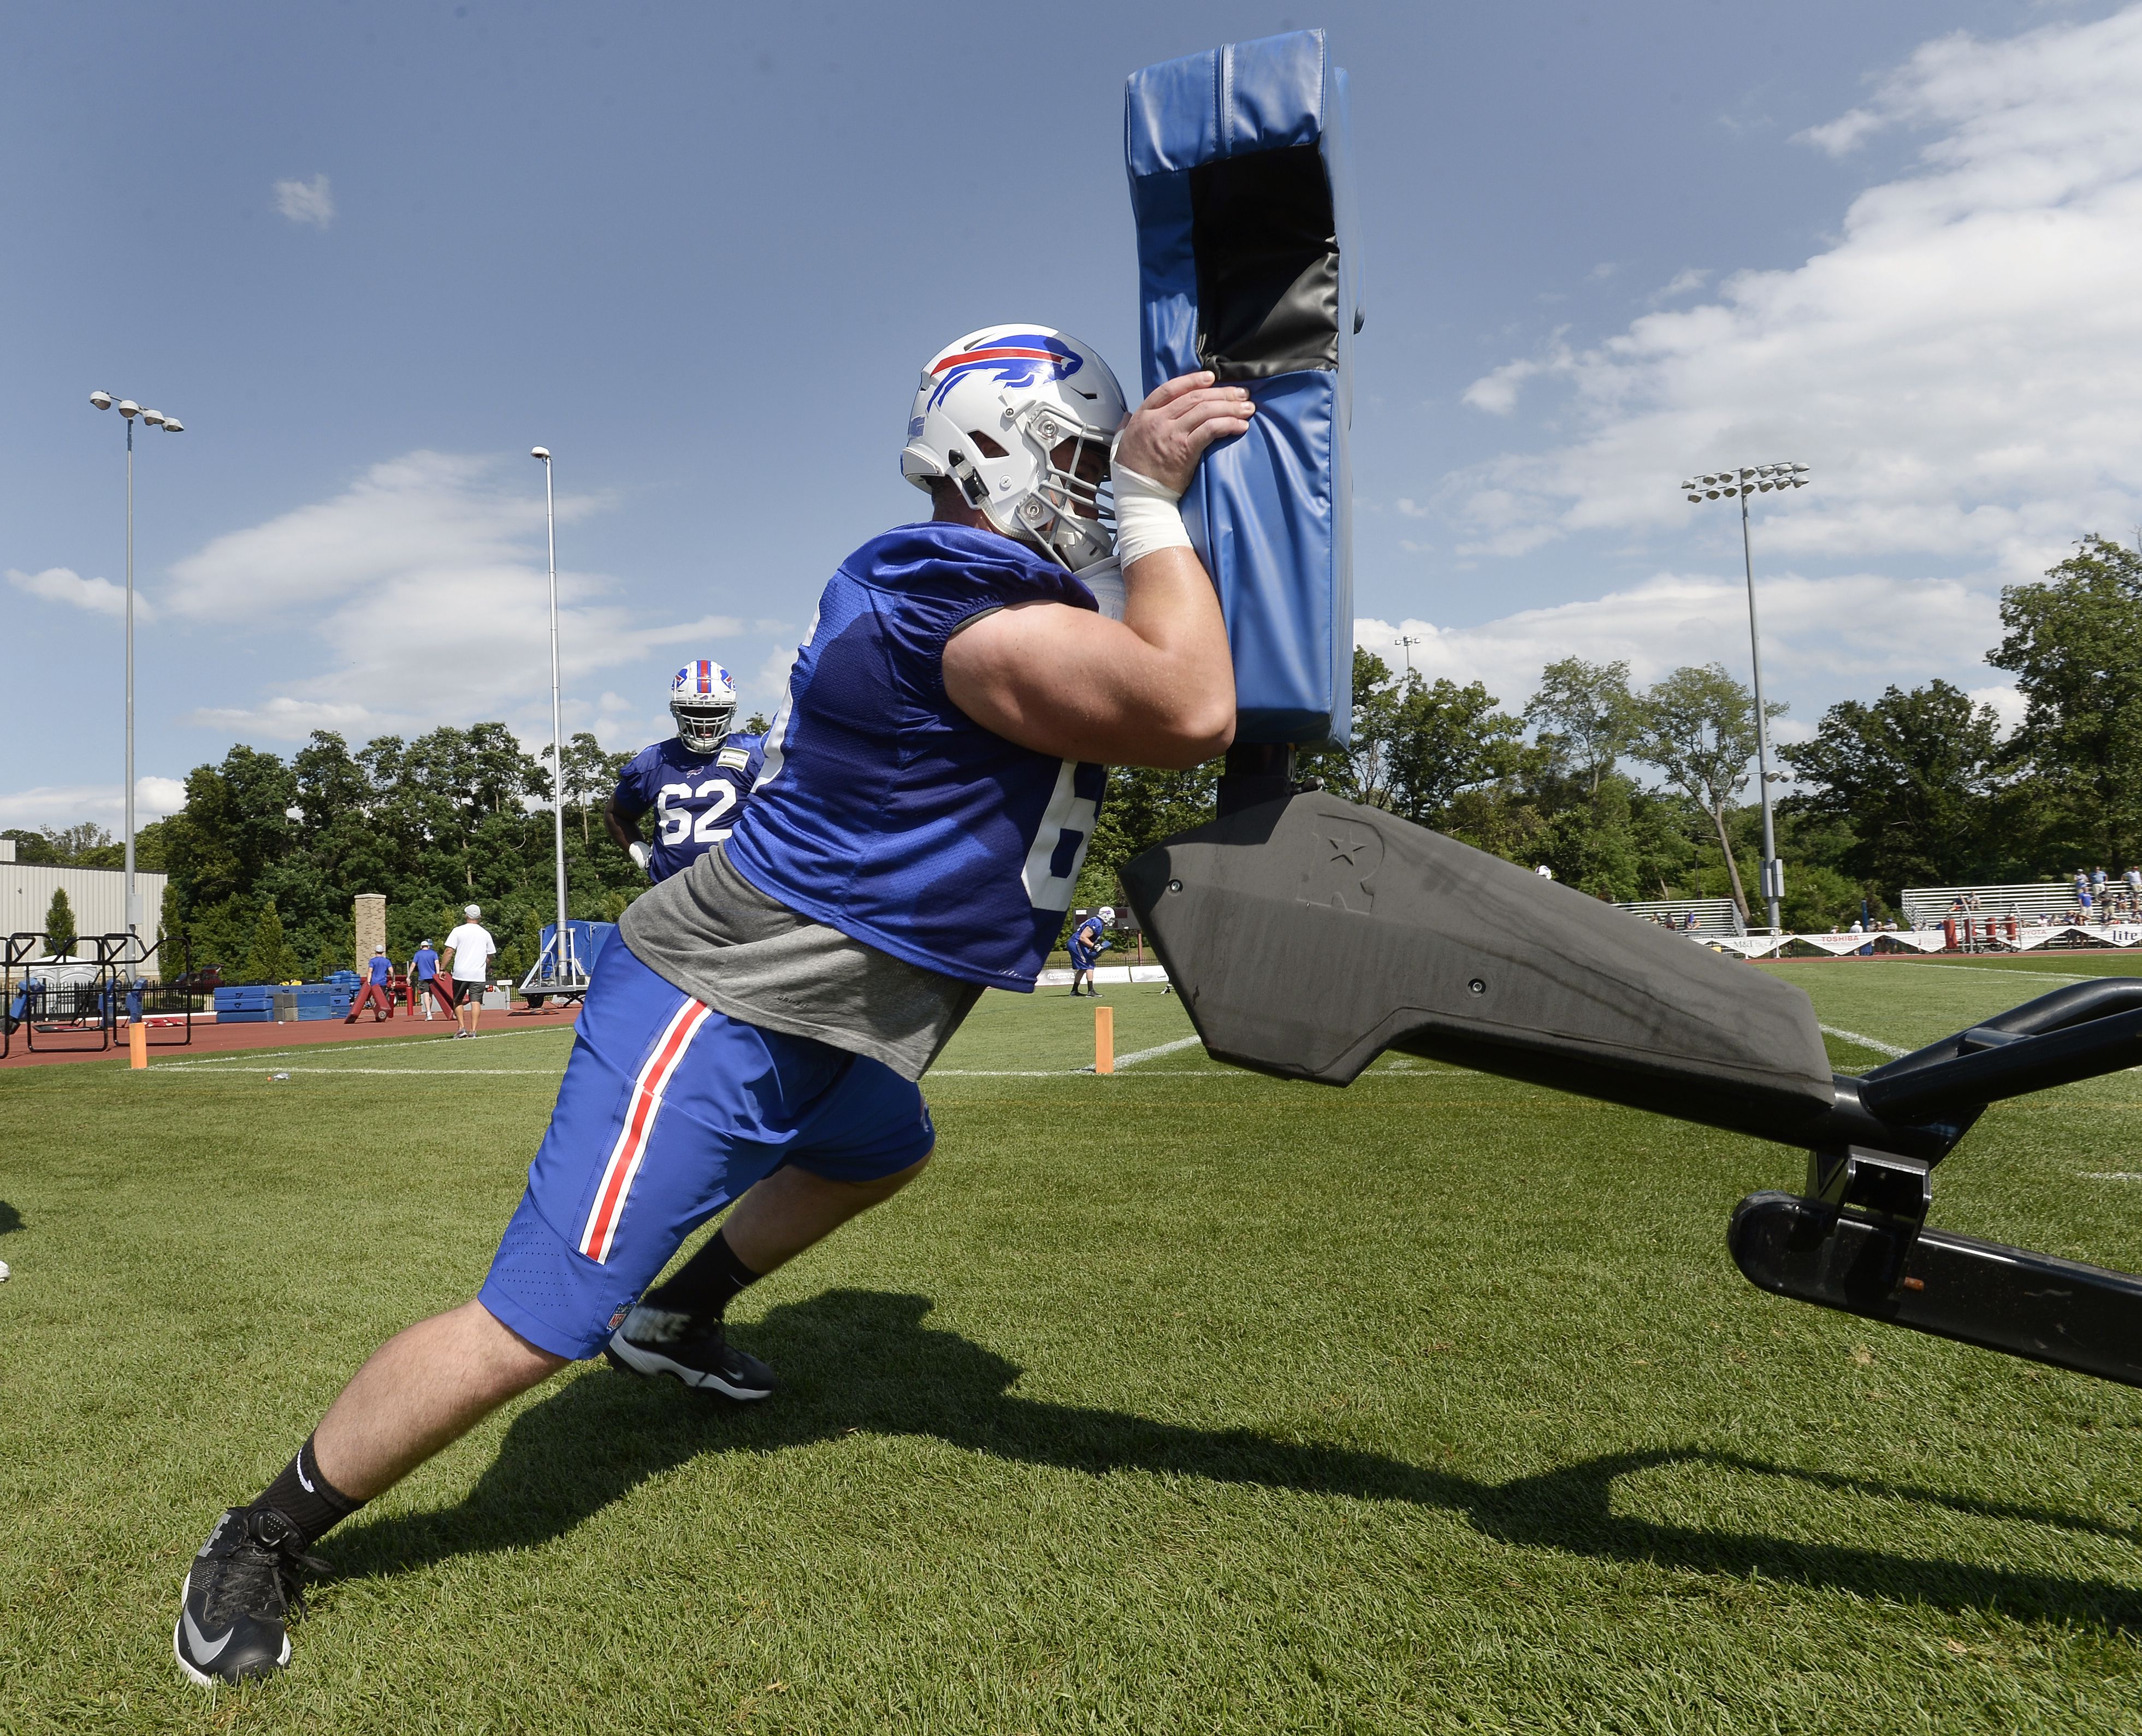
[1125,793,2142,1389]
[1731,1194,2142,1386]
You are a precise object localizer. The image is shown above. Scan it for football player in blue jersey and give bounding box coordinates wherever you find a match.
[173,324,1252,1684]
[603,662,767,884]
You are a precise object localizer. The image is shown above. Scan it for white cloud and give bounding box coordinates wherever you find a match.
[0,777,188,830]
[1795,108,1886,158]
[168,451,741,740]
[273,174,334,229]
[1461,336,1572,418]
[1354,568,2001,716]
[1652,268,1711,303]
[7,566,152,620]
[1968,681,2027,737]
[1444,7,2142,576]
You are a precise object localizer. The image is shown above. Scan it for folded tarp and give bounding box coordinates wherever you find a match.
[1125,28,1362,749]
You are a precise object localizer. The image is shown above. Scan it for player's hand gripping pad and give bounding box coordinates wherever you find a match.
[1123,794,1836,1143]
[1125,29,1362,749]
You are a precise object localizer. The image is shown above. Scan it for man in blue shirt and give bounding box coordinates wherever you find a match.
[409,940,449,1021]
[342,946,395,1023]
[174,325,1250,1684]
[603,662,766,883]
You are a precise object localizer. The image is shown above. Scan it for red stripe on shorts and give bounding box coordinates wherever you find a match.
[578,997,711,1263]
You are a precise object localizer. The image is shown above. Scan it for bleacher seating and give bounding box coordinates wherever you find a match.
[1611,897,1747,936]
[1900,881,2137,929]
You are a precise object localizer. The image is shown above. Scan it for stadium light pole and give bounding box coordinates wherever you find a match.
[88,390,184,969]
[1397,633,1421,681]
[1680,463,1809,935]
[531,447,574,986]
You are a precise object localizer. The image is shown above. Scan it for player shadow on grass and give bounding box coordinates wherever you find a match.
[0,1200,22,1235]
[330,1289,2142,1631]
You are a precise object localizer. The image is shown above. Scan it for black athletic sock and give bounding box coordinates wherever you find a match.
[642,1228,760,1322]
[247,1434,365,1549]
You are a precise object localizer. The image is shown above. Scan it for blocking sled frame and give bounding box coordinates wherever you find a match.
[1123,793,2142,1389]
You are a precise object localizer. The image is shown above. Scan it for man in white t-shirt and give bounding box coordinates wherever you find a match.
[441,904,498,1039]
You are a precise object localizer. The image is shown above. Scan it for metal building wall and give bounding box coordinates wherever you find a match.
[1,863,168,956]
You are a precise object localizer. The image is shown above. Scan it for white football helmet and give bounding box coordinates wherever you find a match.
[901,325,1128,573]
[670,660,737,753]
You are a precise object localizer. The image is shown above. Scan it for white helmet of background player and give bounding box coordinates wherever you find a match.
[670,660,737,753]
[900,325,1128,574]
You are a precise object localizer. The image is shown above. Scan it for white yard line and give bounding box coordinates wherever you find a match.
[1113,1033,1205,1068]
[2081,1172,2142,1181]
[1896,963,2097,983]
[157,1026,570,1068]
[1819,1024,1911,1059]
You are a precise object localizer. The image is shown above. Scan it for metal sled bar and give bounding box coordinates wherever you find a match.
[1857,1006,2142,1123]
[1730,1193,2142,1388]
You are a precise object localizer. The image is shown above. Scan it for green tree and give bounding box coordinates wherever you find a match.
[3,828,58,865]
[1298,651,1524,826]
[242,900,300,985]
[163,745,298,915]
[1782,681,2008,896]
[1300,649,1410,807]
[1634,665,1779,921]
[1989,533,2142,869]
[43,887,76,958]
[1525,657,1640,797]
[539,732,631,846]
[1384,677,1526,828]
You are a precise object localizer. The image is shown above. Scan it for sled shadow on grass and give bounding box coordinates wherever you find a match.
[332,1288,2142,1632]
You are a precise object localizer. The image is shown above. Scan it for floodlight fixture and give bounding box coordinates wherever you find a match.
[90,390,112,410]
[141,410,164,428]
[162,418,183,434]
[531,446,551,461]
[116,399,139,419]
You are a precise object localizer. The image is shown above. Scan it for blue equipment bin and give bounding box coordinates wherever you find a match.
[539,920,617,974]
[1125,28,1363,749]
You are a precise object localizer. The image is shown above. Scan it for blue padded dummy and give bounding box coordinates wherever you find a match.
[1125,29,1363,750]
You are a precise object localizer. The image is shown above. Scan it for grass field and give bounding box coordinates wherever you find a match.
[6,956,2142,1732]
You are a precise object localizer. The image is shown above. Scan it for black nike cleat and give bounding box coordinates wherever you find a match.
[605,1305,777,1399]
[174,1507,327,1686]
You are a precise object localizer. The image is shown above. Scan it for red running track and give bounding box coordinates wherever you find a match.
[0,1002,582,1070]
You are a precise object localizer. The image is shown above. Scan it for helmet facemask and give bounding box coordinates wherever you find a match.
[983,400,1117,573]
[670,696,734,754]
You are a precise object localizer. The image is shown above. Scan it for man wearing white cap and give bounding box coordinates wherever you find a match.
[440,904,497,1039]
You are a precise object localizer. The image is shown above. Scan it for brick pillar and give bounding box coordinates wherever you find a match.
[353,893,386,975]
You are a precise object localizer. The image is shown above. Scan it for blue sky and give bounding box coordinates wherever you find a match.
[6,1,2138,828]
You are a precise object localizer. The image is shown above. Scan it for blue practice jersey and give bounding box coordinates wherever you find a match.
[612,733,767,883]
[723,522,1106,991]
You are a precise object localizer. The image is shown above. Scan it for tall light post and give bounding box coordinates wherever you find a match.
[1680,462,1809,935]
[88,390,184,967]
[1397,633,1421,682]
[531,447,575,986]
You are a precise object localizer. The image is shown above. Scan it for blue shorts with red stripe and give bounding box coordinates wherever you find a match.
[478,939,935,1359]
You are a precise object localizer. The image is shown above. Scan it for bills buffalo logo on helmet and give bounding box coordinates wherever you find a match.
[924,333,1085,410]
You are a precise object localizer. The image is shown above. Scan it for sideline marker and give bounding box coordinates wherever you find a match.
[1094,1004,1115,1075]
[128,1021,147,1070]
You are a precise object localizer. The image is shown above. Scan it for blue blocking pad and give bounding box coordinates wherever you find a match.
[1125,29,1362,749]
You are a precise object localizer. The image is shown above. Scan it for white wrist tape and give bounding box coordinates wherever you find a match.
[1111,461,1193,570]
